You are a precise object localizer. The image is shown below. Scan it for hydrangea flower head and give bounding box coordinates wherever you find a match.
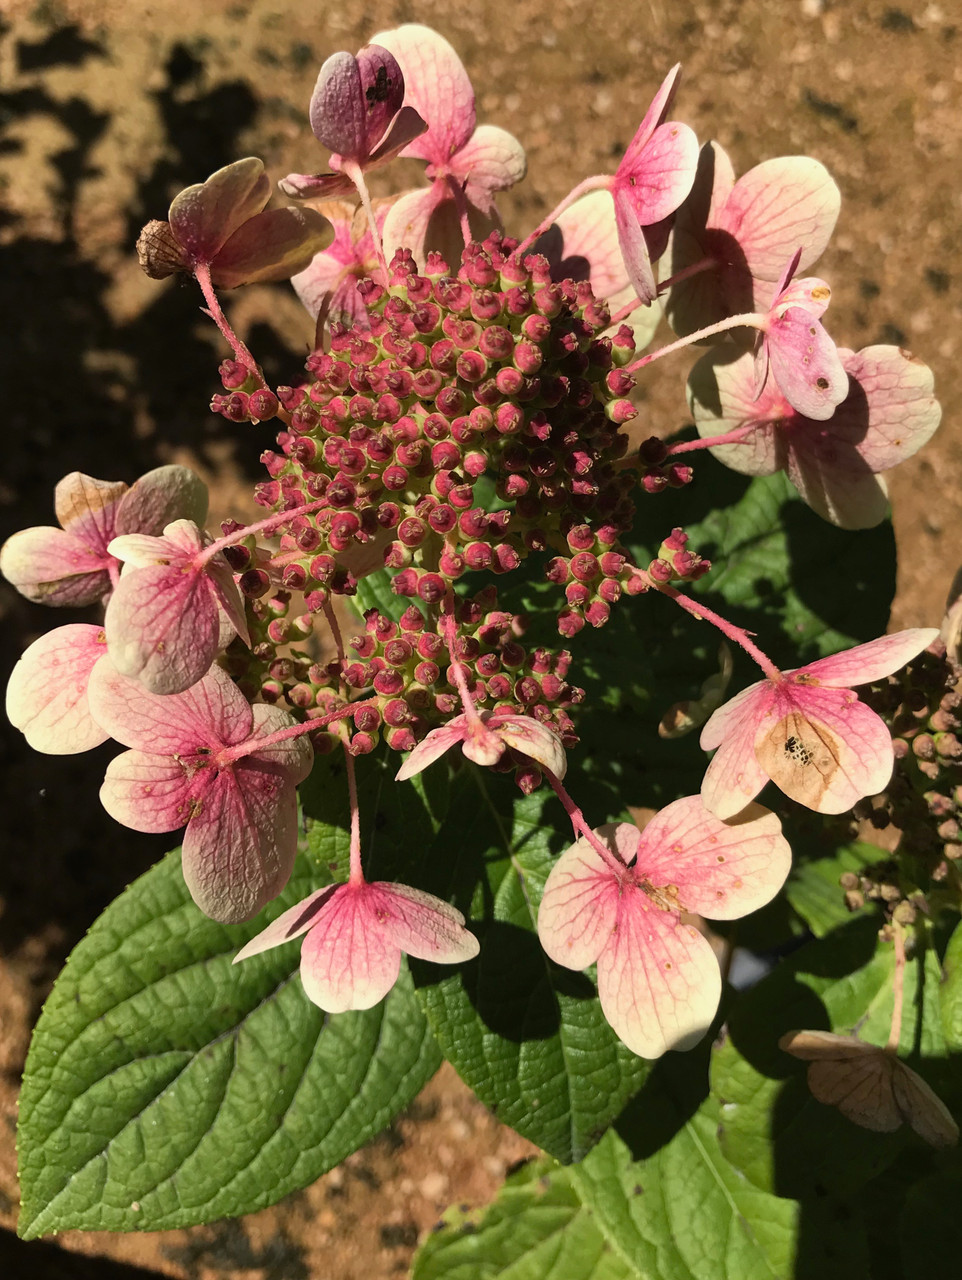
[700,629,939,819]
[538,797,791,1058]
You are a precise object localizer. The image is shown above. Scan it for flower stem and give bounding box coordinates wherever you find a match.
[543,769,629,876]
[445,172,474,249]
[513,174,611,259]
[343,741,364,886]
[666,424,757,456]
[193,262,262,379]
[342,159,388,278]
[216,696,378,764]
[323,596,345,664]
[632,568,782,682]
[440,598,485,729]
[625,311,766,374]
[657,256,718,294]
[198,497,332,564]
[886,925,907,1054]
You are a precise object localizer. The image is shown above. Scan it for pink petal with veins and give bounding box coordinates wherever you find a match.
[279,170,356,200]
[169,158,270,264]
[6,624,108,753]
[620,64,682,169]
[87,661,252,754]
[54,472,127,544]
[183,762,298,923]
[381,184,445,265]
[115,464,208,535]
[362,106,430,167]
[618,121,699,227]
[765,306,848,421]
[100,749,197,832]
[841,346,942,472]
[598,894,721,1059]
[249,703,314,782]
[715,156,840,282]
[299,882,403,1011]
[210,206,333,288]
[635,796,791,920]
[450,124,526,200]
[371,24,476,164]
[700,681,774,819]
[0,525,112,606]
[395,719,469,780]
[365,882,479,963]
[613,185,657,304]
[310,51,382,159]
[205,553,249,646]
[537,830,621,970]
[688,349,782,476]
[797,629,939,688]
[233,885,341,961]
[104,562,221,694]
[492,714,566,779]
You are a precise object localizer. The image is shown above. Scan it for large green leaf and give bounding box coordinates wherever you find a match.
[784,840,882,938]
[571,1108,800,1280]
[411,1159,636,1280]
[17,846,440,1238]
[940,915,962,1051]
[411,772,650,1164]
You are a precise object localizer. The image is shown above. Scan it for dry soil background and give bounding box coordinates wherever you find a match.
[0,1,961,1277]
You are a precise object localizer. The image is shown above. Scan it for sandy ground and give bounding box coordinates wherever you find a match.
[1,0,961,1275]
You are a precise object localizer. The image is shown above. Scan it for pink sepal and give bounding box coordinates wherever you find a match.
[116,465,209,535]
[395,721,474,781]
[370,24,476,164]
[291,199,388,327]
[235,878,478,1014]
[100,749,195,832]
[169,158,270,264]
[491,714,567,779]
[598,902,721,1059]
[309,47,406,159]
[613,185,657,305]
[700,683,773,820]
[249,703,314,784]
[634,796,791,920]
[182,764,298,924]
[449,124,527,199]
[763,304,848,421]
[537,831,621,970]
[6,624,109,754]
[87,660,253,755]
[395,711,566,781]
[0,525,112,606]
[798,629,939,688]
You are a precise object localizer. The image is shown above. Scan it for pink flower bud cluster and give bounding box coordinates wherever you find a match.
[231,234,643,639]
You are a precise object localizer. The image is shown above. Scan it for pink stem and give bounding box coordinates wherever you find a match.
[625,311,767,374]
[323,596,345,664]
[440,606,484,729]
[666,424,757,456]
[198,497,332,565]
[656,255,718,295]
[193,262,262,379]
[631,567,782,682]
[445,172,474,248]
[513,174,611,259]
[543,769,627,876]
[343,741,364,886]
[216,696,379,765]
[886,926,907,1054]
[341,159,388,278]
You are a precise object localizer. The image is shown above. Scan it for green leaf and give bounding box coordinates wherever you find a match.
[571,1109,799,1280]
[353,567,408,622]
[412,772,650,1164]
[940,915,962,1051]
[17,847,440,1237]
[411,1160,637,1280]
[897,1167,962,1279]
[784,840,882,937]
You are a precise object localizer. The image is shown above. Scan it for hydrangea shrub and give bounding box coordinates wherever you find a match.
[7,23,962,1278]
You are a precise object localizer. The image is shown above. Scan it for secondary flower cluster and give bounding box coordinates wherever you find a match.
[2,22,946,1065]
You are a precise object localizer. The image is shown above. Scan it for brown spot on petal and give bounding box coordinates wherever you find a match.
[811,286,831,302]
[756,710,840,807]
